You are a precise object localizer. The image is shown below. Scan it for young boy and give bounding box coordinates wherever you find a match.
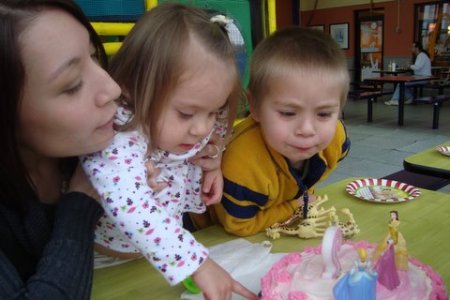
[212,27,351,236]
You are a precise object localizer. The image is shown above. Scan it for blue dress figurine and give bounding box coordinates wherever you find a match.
[333,248,378,300]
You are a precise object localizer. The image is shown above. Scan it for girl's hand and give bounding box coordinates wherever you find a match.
[68,164,100,201]
[145,160,168,193]
[192,258,258,300]
[189,144,223,171]
[202,169,223,206]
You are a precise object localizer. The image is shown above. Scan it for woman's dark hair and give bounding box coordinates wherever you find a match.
[0,0,105,212]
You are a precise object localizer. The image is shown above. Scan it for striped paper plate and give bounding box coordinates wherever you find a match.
[436,145,450,157]
[345,178,421,203]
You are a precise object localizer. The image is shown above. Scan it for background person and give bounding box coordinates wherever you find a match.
[385,41,432,106]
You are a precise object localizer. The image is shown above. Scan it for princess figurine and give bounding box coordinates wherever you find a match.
[333,248,377,300]
[373,210,408,270]
[375,240,400,290]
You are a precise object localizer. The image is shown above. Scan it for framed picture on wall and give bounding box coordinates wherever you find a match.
[330,23,349,49]
[307,24,325,32]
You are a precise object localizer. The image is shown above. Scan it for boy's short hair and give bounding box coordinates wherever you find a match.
[248,27,350,110]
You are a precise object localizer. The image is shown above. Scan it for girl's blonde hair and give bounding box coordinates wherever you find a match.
[248,27,350,111]
[109,2,241,148]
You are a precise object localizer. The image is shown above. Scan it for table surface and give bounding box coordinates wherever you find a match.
[372,69,410,76]
[366,74,437,83]
[92,177,450,299]
[404,142,450,179]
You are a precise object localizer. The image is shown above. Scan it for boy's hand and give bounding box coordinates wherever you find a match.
[202,169,223,206]
[308,194,317,202]
[189,144,223,171]
[297,193,317,206]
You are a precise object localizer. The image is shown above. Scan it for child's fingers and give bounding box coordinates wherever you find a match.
[145,160,158,176]
[145,160,167,192]
[190,157,219,171]
[201,177,214,205]
[189,144,222,171]
[152,181,169,193]
[232,280,259,300]
[191,144,220,159]
[202,176,223,206]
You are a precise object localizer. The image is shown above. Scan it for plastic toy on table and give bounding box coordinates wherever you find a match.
[372,210,408,270]
[265,195,360,240]
[375,240,400,290]
[183,276,201,294]
[333,248,378,300]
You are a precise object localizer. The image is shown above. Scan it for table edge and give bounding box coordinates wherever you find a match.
[403,159,450,179]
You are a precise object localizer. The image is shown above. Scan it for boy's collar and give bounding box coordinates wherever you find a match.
[286,158,309,180]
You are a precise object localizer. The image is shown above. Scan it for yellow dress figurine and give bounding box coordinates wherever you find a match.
[373,210,408,270]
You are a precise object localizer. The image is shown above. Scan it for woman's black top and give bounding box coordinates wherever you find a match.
[0,191,103,299]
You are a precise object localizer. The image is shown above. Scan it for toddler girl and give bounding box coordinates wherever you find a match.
[81,3,256,299]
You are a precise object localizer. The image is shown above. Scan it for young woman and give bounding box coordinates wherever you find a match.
[0,0,121,298]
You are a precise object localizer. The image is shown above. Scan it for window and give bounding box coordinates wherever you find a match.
[415,2,450,60]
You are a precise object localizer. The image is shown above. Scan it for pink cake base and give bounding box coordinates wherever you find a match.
[261,241,447,300]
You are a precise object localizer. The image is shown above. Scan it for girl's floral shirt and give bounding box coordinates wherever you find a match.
[81,106,226,285]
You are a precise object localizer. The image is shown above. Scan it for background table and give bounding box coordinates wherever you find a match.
[92,178,450,299]
[404,142,450,179]
[365,75,437,125]
[372,69,410,76]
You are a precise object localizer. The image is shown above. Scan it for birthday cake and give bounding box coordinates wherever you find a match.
[260,228,447,300]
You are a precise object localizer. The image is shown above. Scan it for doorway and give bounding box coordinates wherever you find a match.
[354,10,385,82]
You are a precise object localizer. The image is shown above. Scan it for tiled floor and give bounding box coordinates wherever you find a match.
[318,94,450,193]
